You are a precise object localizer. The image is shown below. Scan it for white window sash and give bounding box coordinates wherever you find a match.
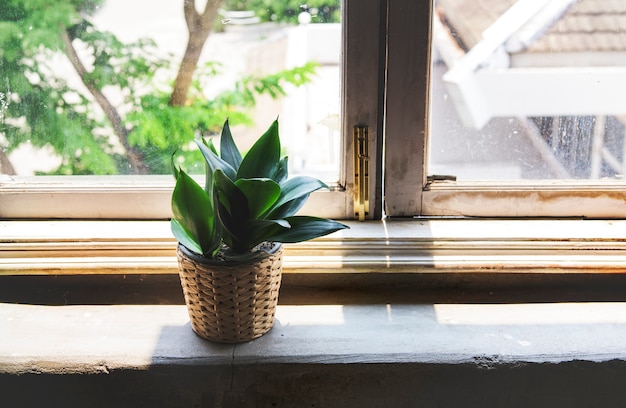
[0,175,349,219]
[422,180,626,218]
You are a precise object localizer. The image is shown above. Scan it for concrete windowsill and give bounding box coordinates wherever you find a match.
[4,302,626,372]
[4,301,626,406]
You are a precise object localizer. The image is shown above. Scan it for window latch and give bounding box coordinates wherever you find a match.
[353,126,370,221]
[427,174,457,182]
[425,174,457,190]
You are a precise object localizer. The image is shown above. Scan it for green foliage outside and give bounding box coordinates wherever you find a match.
[125,62,316,175]
[0,0,318,175]
[223,0,341,24]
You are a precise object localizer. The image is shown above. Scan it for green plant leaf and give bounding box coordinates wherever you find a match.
[170,218,202,255]
[214,169,250,251]
[202,137,219,156]
[269,216,349,243]
[264,176,327,218]
[216,202,290,253]
[219,119,242,169]
[272,156,289,183]
[236,178,281,219]
[215,200,240,250]
[237,119,280,179]
[241,218,291,251]
[196,138,217,194]
[170,151,180,180]
[277,176,327,208]
[214,169,249,219]
[195,138,237,181]
[215,201,289,253]
[266,194,309,220]
[171,168,218,256]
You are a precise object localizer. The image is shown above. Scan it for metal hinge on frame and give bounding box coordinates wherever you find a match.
[353,126,370,221]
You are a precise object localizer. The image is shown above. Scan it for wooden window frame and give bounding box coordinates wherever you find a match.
[3,0,626,278]
[383,0,626,219]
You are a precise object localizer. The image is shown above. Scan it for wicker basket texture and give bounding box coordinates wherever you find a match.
[176,244,283,343]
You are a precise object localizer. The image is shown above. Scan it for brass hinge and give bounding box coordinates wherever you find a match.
[353,126,370,221]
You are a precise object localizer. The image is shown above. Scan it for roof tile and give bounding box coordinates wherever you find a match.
[439,0,626,55]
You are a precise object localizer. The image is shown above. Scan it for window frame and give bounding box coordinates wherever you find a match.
[0,175,351,219]
[0,0,386,221]
[3,0,626,279]
[383,0,626,219]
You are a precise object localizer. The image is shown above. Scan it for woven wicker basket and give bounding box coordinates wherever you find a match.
[176,243,283,343]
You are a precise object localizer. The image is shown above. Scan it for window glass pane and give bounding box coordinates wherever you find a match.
[0,0,341,181]
[431,0,626,180]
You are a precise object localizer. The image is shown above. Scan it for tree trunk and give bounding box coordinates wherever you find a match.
[0,149,16,175]
[169,0,223,107]
[61,29,150,175]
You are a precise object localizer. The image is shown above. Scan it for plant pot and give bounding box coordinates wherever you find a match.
[176,243,283,343]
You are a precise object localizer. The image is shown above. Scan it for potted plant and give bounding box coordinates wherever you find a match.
[171,118,349,343]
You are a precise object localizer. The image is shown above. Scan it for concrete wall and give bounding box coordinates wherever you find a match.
[4,361,626,407]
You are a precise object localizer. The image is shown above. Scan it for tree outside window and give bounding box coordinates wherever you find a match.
[0,0,340,177]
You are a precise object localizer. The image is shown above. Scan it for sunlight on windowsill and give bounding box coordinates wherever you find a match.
[435,302,626,325]
[3,218,626,276]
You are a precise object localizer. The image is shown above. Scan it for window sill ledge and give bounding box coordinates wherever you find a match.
[3,302,626,406]
[5,302,626,371]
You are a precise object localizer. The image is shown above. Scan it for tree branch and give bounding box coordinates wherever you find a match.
[170,0,222,107]
[183,0,199,30]
[0,149,16,175]
[60,28,149,174]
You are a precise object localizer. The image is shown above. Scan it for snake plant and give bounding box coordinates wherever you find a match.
[171,119,349,260]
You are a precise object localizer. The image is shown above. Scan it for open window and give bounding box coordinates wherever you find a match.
[384,0,626,218]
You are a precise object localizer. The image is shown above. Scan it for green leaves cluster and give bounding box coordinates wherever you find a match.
[1,0,165,174]
[128,62,317,174]
[1,1,320,176]
[1,0,120,175]
[171,118,348,260]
